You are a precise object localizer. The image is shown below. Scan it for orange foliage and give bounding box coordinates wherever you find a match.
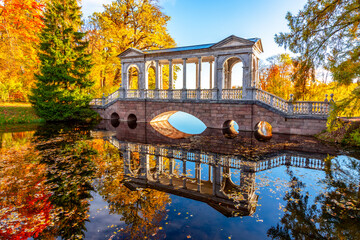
[0,0,45,42]
[0,144,52,239]
[0,0,46,102]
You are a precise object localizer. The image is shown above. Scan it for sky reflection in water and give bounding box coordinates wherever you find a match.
[167,111,207,134]
[0,121,359,240]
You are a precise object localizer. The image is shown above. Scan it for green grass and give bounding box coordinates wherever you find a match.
[0,106,44,125]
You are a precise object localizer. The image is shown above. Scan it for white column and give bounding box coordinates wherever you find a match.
[159,63,163,89]
[122,63,128,89]
[155,60,159,89]
[168,59,173,90]
[209,61,213,89]
[195,62,199,89]
[213,56,220,100]
[197,57,202,89]
[243,53,252,100]
[182,58,187,100]
[182,58,187,89]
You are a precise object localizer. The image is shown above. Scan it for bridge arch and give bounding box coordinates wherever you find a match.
[127,64,141,89]
[253,114,276,130]
[149,106,211,128]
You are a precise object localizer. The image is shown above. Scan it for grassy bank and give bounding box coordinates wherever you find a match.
[317,120,360,147]
[0,103,44,125]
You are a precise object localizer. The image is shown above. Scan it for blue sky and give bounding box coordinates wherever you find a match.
[82,0,307,60]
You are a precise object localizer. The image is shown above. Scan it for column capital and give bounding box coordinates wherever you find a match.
[182,57,188,61]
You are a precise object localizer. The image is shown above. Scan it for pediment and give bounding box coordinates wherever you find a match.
[211,35,255,49]
[253,39,264,53]
[118,48,144,58]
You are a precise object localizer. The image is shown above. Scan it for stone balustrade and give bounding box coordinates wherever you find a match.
[90,87,334,117]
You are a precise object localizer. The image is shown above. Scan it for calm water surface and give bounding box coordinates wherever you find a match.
[0,118,359,240]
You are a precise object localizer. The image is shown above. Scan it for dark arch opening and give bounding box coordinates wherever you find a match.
[222,120,239,139]
[254,121,272,141]
[110,112,120,128]
[128,114,137,129]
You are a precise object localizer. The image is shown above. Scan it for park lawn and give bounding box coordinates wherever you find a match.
[0,104,44,125]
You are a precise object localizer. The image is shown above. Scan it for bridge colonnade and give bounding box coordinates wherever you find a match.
[119,35,261,101]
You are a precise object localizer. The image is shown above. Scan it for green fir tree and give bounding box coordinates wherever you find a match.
[30,0,95,121]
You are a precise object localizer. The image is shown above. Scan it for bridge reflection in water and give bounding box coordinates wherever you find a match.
[101,121,328,217]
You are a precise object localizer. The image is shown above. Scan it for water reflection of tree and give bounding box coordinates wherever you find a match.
[34,123,97,239]
[0,143,52,239]
[267,157,360,239]
[94,143,171,239]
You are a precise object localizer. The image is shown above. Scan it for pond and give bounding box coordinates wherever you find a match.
[0,116,359,240]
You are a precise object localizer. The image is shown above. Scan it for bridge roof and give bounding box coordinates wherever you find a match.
[118,35,263,58]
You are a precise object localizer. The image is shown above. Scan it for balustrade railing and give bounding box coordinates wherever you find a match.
[127,89,140,99]
[201,89,215,100]
[89,98,102,106]
[187,90,197,99]
[159,90,168,99]
[292,101,330,115]
[222,89,242,100]
[91,88,332,117]
[146,90,155,99]
[173,90,182,99]
[255,89,288,112]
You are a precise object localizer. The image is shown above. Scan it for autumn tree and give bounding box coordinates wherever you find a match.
[0,0,46,102]
[30,0,95,121]
[86,0,176,96]
[260,54,317,100]
[275,0,360,118]
[260,54,294,100]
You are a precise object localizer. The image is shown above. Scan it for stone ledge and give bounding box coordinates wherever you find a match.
[90,99,329,120]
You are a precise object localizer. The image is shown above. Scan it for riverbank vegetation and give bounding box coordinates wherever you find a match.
[0,105,43,125]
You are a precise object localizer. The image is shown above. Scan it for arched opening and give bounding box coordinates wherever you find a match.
[222,120,239,139]
[128,66,139,89]
[221,167,240,197]
[223,57,243,89]
[130,151,140,175]
[254,121,272,141]
[150,111,207,138]
[147,66,156,89]
[127,114,137,129]
[110,112,120,128]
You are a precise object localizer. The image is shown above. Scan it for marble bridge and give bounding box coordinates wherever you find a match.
[91,35,333,135]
